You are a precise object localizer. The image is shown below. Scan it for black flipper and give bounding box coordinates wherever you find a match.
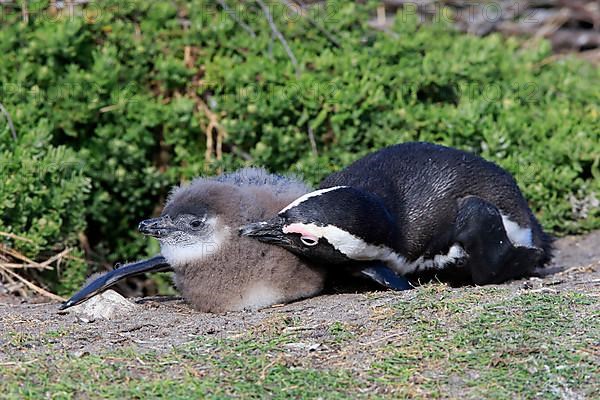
[360,263,413,291]
[59,255,171,310]
[455,196,544,285]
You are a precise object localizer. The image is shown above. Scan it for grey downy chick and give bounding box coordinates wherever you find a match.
[61,168,326,313]
[138,168,326,313]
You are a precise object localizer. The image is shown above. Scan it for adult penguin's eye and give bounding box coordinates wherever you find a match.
[300,236,319,246]
[190,220,202,228]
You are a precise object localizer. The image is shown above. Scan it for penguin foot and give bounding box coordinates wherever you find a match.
[496,245,545,282]
[454,196,543,285]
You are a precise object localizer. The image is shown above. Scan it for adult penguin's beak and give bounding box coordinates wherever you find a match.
[239,217,289,245]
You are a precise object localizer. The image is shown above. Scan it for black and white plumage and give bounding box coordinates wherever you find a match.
[61,168,326,312]
[240,142,552,286]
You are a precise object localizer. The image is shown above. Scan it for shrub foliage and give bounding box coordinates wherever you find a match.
[0,1,598,293]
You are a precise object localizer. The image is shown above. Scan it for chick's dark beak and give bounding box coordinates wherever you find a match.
[138,216,174,238]
[239,217,290,245]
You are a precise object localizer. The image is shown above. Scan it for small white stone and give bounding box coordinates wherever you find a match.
[68,290,137,320]
[284,342,322,352]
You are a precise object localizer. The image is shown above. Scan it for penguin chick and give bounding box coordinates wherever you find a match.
[241,143,553,286]
[137,168,326,312]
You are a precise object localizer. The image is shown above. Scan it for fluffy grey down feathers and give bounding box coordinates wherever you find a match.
[161,168,325,312]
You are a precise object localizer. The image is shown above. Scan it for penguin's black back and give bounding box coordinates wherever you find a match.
[319,142,551,262]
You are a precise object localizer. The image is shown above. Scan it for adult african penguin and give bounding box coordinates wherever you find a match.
[240,142,553,286]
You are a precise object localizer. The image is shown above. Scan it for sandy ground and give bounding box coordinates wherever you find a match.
[0,231,599,359]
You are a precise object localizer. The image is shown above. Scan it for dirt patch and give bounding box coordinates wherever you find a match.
[1,231,599,359]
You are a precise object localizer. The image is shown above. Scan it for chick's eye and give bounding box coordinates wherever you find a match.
[300,236,318,246]
[190,220,202,228]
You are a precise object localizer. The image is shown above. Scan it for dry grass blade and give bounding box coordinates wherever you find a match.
[0,245,72,299]
[1,271,28,297]
[279,0,341,48]
[181,46,228,172]
[0,266,65,301]
[0,101,17,140]
[0,231,33,243]
[0,263,52,270]
[522,8,572,49]
[256,0,301,77]
[40,248,71,268]
[190,92,227,171]
[0,244,44,268]
[0,248,70,273]
[216,0,257,37]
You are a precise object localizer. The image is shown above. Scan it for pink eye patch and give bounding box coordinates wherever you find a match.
[283,223,320,242]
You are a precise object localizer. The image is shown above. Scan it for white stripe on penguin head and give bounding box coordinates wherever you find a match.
[282,223,469,275]
[279,186,348,214]
[282,222,408,271]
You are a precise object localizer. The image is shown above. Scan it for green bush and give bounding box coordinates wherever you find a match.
[0,1,598,293]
